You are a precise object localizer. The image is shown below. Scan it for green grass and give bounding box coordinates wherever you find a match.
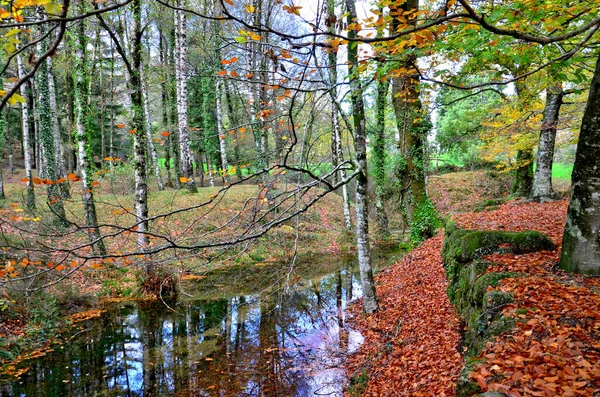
[551,163,573,181]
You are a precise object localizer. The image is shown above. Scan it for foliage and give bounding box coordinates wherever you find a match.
[409,196,439,245]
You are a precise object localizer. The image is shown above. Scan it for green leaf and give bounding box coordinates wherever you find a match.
[3,43,15,54]
[234,36,247,44]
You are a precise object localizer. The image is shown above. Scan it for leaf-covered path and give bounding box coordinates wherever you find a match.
[346,234,464,396]
[346,200,600,396]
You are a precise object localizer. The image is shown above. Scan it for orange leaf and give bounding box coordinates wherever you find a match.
[218,70,227,76]
[161,131,170,137]
[91,181,100,187]
[230,71,238,77]
[20,178,30,183]
[179,177,189,183]
[116,123,125,128]
[67,173,78,181]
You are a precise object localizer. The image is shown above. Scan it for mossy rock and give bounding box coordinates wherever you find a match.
[486,315,516,339]
[442,228,554,268]
[472,272,522,304]
[456,359,484,397]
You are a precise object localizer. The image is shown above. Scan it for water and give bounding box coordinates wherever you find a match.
[0,251,400,397]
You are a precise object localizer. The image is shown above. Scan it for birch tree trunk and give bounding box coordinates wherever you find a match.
[17,55,35,208]
[74,11,107,255]
[174,3,197,192]
[560,54,600,275]
[47,56,70,199]
[159,32,173,188]
[216,79,230,184]
[345,0,377,313]
[531,85,563,201]
[327,0,352,231]
[223,82,243,180]
[131,0,150,254]
[142,70,165,191]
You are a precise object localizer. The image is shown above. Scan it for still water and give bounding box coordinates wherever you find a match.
[1,251,400,396]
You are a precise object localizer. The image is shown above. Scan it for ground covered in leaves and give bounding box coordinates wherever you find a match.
[346,234,464,396]
[346,200,600,396]
[455,200,600,396]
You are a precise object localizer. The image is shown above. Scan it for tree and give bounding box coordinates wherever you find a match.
[345,0,377,313]
[174,1,197,193]
[73,6,107,255]
[559,53,600,275]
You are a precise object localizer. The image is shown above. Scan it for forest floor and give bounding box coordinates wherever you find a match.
[345,198,600,396]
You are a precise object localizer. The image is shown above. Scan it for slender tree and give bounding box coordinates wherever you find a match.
[73,9,107,255]
[345,0,377,313]
[17,54,35,209]
[174,2,197,192]
[326,0,352,231]
[530,84,564,201]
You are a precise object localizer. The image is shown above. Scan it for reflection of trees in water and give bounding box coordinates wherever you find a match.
[3,263,362,397]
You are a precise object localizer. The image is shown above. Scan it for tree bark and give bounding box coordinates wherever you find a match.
[36,35,68,227]
[142,69,165,191]
[373,41,390,237]
[74,8,107,255]
[216,79,230,184]
[327,0,352,231]
[47,56,70,199]
[390,0,428,224]
[174,3,197,192]
[345,0,377,313]
[530,85,563,201]
[131,0,150,253]
[560,54,600,275]
[512,149,534,197]
[17,55,35,208]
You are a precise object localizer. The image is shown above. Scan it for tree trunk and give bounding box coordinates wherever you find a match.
[390,0,429,225]
[174,3,197,193]
[223,81,243,181]
[560,54,600,275]
[36,38,68,227]
[373,46,390,237]
[17,55,35,208]
[531,85,563,201]
[131,0,150,253]
[345,0,377,313]
[216,79,230,184]
[48,56,70,199]
[74,9,106,255]
[160,32,173,188]
[142,69,165,191]
[512,149,534,197]
[327,0,352,231]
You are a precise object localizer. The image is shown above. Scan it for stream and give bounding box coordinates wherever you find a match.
[0,249,402,397]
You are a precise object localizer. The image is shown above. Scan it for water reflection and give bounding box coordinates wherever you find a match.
[1,263,369,396]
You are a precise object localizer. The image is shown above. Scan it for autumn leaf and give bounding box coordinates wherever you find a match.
[282,4,301,15]
[161,131,170,137]
[179,177,189,183]
[116,123,125,128]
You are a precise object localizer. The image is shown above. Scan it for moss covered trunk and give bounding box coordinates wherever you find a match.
[560,54,600,275]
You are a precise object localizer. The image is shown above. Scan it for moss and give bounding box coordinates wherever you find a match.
[456,359,484,397]
[472,272,522,303]
[442,228,554,268]
[486,316,516,339]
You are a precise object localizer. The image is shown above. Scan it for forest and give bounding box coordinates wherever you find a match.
[0,0,599,395]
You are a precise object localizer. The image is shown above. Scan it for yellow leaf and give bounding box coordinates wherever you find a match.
[245,4,255,12]
[179,177,189,183]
